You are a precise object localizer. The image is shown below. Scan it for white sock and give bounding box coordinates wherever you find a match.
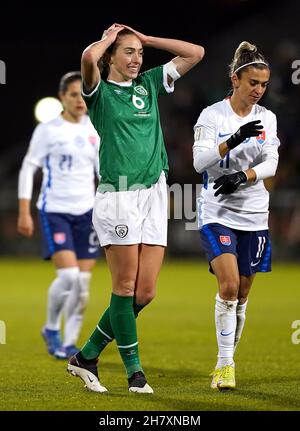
[234,300,248,353]
[215,293,238,369]
[45,267,79,331]
[63,271,91,347]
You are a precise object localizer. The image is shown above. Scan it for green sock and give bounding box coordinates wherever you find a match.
[109,293,142,378]
[81,307,113,360]
[81,299,146,361]
[133,301,146,316]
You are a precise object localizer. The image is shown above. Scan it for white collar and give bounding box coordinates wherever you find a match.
[107,79,133,87]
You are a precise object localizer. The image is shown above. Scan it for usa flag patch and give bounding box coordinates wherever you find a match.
[53,232,66,244]
[219,235,231,246]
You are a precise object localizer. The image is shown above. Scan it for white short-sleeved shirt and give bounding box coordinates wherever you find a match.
[193,98,280,231]
[24,114,100,215]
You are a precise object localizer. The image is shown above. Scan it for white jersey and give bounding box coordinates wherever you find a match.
[193,98,280,231]
[24,114,100,215]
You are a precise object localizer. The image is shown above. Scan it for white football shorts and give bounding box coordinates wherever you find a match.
[92,172,168,247]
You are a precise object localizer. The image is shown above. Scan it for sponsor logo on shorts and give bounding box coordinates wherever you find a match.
[115,225,128,238]
[53,232,66,244]
[250,260,261,267]
[219,235,231,246]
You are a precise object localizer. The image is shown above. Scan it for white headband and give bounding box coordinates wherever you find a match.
[232,61,269,75]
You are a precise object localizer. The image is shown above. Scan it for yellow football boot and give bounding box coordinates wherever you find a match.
[210,364,236,391]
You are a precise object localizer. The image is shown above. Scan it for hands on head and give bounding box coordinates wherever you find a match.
[102,23,148,45]
[101,23,125,42]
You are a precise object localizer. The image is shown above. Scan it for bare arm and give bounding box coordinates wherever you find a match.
[121,25,204,79]
[218,141,230,159]
[244,168,257,182]
[18,199,34,237]
[146,37,204,77]
[81,24,125,91]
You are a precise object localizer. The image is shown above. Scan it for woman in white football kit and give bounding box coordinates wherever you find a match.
[193,42,280,390]
[17,72,100,359]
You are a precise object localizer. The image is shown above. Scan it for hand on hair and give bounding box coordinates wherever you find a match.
[226,120,264,150]
[213,171,248,196]
[116,24,149,45]
[101,24,124,42]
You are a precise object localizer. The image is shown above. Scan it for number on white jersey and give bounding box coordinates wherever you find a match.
[59,154,73,170]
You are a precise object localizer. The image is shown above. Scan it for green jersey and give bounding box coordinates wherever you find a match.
[83,66,170,192]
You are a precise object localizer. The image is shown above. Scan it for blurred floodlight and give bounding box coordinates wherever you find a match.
[34,97,63,123]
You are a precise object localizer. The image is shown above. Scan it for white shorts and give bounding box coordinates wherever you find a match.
[92,172,168,247]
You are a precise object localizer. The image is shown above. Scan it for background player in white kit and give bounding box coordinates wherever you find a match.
[193,42,280,390]
[17,72,100,359]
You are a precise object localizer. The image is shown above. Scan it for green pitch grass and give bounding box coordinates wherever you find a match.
[0,258,300,411]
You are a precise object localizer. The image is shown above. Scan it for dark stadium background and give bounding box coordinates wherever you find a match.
[0,0,299,260]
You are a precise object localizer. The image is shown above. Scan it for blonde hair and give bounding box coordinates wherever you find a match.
[229,41,269,77]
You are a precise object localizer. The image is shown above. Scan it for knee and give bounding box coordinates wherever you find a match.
[136,285,156,305]
[57,267,79,287]
[237,296,248,305]
[219,278,240,301]
[114,278,136,296]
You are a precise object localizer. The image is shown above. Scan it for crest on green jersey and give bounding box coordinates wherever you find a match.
[134,85,148,96]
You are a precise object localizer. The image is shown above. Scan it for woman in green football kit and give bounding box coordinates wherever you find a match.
[68,23,204,393]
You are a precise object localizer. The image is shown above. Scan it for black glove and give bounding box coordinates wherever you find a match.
[213,171,248,196]
[226,120,263,150]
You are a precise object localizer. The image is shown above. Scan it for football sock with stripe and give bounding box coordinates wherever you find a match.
[81,307,113,360]
[109,293,142,378]
[81,299,146,360]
